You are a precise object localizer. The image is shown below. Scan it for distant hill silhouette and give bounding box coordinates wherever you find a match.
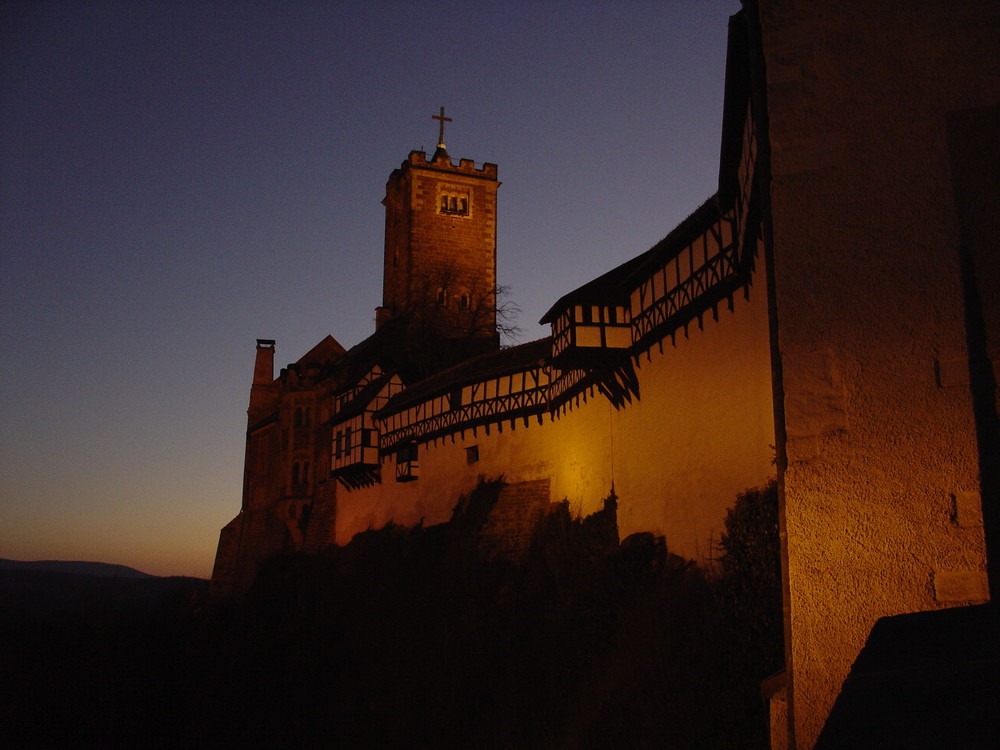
[0,560,207,623]
[0,558,153,578]
[0,561,208,748]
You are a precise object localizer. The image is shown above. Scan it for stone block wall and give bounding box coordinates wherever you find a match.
[302,480,337,552]
[477,479,552,563]
[208,505,291,601]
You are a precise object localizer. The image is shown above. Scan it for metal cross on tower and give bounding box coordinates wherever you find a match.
[432,106,452,149]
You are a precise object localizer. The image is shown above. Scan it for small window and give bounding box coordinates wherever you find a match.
[291,462,301,485]
[395,442,419,481]
[396,442,418,464]
[466,445,479,465]
[436,288,447,307]
[439,190,470,216]
[458,292,470,310]
[294,408,303,428]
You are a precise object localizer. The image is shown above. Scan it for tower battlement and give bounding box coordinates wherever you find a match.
[402,149,498,179]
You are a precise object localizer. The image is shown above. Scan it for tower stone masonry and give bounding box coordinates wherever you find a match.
[379,147,499,345]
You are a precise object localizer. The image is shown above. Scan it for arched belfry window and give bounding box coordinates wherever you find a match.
[438,188,471,216]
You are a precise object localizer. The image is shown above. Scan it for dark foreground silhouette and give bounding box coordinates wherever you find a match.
[1,482,781,749]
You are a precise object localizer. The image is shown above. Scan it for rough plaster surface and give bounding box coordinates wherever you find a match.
[759,0,1000,746]
[781,350,847,439]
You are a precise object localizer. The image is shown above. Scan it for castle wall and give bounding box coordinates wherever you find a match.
[614,274,775,555]
[246,423,281,511]
[756,1,1000,746]
[335,270,774,563]
[207,505,294,602]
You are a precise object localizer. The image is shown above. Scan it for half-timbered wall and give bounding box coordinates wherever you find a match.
[332,413,379,472]
[330,371,404,477]
[552,304,632,358]
[334,260,774,560]
[630,212,739,353]
[380,365,550,449]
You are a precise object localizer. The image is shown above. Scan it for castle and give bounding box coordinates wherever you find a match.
[210,2,999,748]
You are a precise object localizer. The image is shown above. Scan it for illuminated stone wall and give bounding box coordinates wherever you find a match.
[757,0,1000,746]
[334,273,774,564]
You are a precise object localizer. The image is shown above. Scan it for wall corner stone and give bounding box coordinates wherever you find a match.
[951,490,984,527]
[932,569,990,603]
[935,356,970,388]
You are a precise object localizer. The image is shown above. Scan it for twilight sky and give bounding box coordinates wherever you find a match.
[1,0,738,577]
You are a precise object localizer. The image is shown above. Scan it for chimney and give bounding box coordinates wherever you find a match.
[253,339,275,384]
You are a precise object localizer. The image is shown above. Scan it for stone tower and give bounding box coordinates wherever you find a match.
[377,114,500,350]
